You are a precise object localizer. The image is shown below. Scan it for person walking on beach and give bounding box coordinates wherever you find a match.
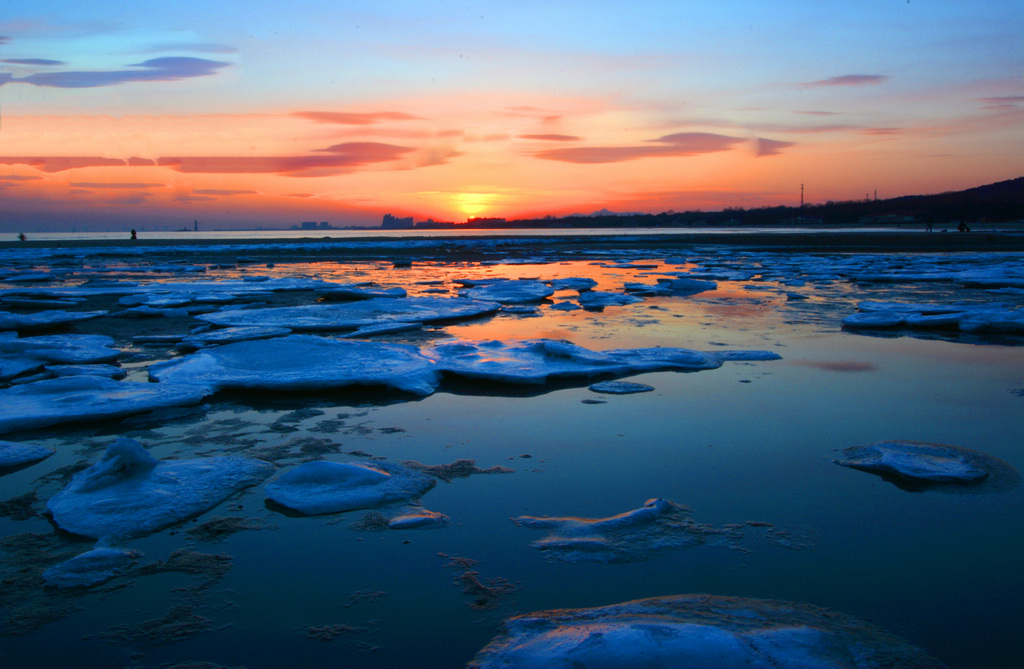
[130,229,137,240]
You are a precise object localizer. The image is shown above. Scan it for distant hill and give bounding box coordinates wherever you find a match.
[481,177,1024,229]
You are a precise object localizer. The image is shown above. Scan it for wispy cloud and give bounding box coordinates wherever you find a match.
[533,132,744,164]
[293,111,421,125]
[69,182,165,189]
[861,127,904,136]
[157,142,413,176]
[798,74,888,88]
[754,138,795,157]
[1,58,65,66]
[794,110,840,116]
[518,134,582,141]
[0,57,230,88]
[0,157,127,171]
[975,95,1024,111]
[193,189,257,196]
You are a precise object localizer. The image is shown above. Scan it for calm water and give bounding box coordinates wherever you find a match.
[0,248,1022,668]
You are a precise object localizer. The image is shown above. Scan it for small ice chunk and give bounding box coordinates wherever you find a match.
[149,335,439,396]
[42,547,141,588]
[841,312,908,329]
[46,438,274,539]
[469,594,948,668]
[551,277,597,292]
[0,334,120,364]
[462,279,555,304]
[588,381,655,394]
[0,440,55,469]
[265,460,436,515]
[834,440,1002,484]
[577,291,643,310]
[0,376,210,434]
[45,364,127,380]
[388,509,450,529]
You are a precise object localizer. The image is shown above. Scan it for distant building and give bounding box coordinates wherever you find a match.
[300,221,318,230]
[381,213,414,229]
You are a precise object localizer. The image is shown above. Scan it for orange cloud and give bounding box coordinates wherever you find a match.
[533,132,744,164]
[293,111,421,125]
[519,134,582,141]
[0,157,127,172]
[69,182,166,189]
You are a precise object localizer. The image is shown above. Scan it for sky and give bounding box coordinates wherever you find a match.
[0,0,1022,230]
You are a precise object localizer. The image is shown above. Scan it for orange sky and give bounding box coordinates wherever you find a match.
[1,2,1022,230]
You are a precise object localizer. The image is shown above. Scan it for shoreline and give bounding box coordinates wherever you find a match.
[3,228,1024,258]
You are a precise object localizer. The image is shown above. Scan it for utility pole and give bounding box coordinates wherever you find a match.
[800,183,804,208]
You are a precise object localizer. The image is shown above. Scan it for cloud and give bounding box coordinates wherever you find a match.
[794,110,840,116]
[861,127,904,136]
[1,58,65,66]
[0,174,42,181]
[293,111,421,125]
[518,134,582,141]
[128,157,157,166]
[158,142,413,176]
[0,57,230,88]
[69,182,166,189]
[799,75,888,88]
[975,95,1024,111]
[754,138,796,157]
[0,73,12,85]
[0,157,127,172]
[0,36,9,45]
[193,189,257,196]
[533,132,745,164]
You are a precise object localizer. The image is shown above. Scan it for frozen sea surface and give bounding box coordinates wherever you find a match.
[0,243,1021,668]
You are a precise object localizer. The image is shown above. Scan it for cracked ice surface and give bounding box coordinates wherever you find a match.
[46,438,274,539]
[469,594,948,668]
[429,338,779,384]
[197,296,499,331]
[0,376,210,434]
[149,334,440,396]
[265,460,436,515]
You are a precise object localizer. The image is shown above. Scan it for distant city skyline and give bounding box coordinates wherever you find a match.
[1,1,1022,230]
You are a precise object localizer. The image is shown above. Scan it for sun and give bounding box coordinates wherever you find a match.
[452,192,497,219]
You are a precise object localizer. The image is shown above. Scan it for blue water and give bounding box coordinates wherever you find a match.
[0,248,1021,668]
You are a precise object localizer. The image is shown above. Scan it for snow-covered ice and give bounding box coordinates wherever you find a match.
[469,594,948,668]
[0,309,107,331]
[834,440,1020,490]
[42,547,141,589]
[177,325,292,350]
[387,508,450,529]
[588,380,655,394]
[0,334,121,365]
[0,440,54,469]
[461,279,555,304]
[576,290,643,309]
[429,338,779,385]
[265,460,436,515]
[197,296,499,331]
[149,334,440,396]
[46,438,274,539]
[0,376,210,434]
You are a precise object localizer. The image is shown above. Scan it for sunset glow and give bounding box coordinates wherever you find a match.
[1,1,1022,230]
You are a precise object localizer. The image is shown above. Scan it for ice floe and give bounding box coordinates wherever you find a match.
[46,438,274,539]
[0,334,121,365]
[197,296,499,331]
[0,309,107,331]
[551,277,597,292]
[177,325,292,351]
[460,279,555,304]
[0,440,54,469]
[429,338,780,385]
[834,440,1020,492]
[149,335,439,396]
[42,547,141,589]
[387,508,450,529]
[513,498,755,563]
[469,594,948,668]
[316,285,407,300]
[625,277,717,296]
[265,460,436,515]
[588,380,655,394]
[576,291,643,310]
[0,376,209,434]
[842,300,1024,333]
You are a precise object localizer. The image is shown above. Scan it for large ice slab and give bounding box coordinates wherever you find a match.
[469,594,948,668]
[0,376,210,434]
[842,301,1024,333]
[0,309,107,331]
[834,440,1020,491]
[429,338,780,385]
[0,334,121,365]
[0,440,55,469]
[197,296,499,331]
[46,438,274,539]
[265,460,436,515]
[149,334,439,396]
[177,325,292,351]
